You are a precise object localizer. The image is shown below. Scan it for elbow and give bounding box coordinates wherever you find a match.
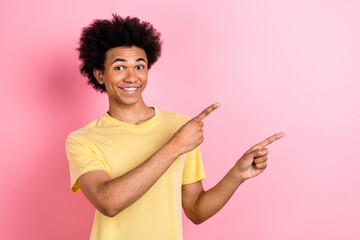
[191,216,206,225]
[100,207,118,218]
[95,189,132,217]
[184,206,207,225]
[97,199,124,218]
[188,213,207,225]
[192,219,204,225]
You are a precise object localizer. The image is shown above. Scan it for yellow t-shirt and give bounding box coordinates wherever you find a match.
[65,107,206,240]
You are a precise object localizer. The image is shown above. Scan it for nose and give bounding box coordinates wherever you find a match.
[125,68,136,83]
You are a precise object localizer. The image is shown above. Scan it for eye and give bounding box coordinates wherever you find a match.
[136,65,144,70]
[115,66,124,71]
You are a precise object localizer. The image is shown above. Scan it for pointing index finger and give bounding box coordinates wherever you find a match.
[246,132,285,154]
[193,103,221,121]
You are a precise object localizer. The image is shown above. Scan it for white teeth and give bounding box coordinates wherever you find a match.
[122,87,137,91]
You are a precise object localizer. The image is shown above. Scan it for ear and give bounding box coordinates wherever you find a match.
[93,69,104,84]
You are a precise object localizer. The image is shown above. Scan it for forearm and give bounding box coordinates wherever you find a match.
[192,167,245,223]
[100,141,180,216]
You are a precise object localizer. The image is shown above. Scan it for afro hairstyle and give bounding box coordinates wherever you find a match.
[77,14,163,93]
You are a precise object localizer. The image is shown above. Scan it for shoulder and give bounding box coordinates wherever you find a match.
[66,114,105,142]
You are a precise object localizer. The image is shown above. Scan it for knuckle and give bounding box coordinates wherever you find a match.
[256,162,267,168]
[257,148,268,155]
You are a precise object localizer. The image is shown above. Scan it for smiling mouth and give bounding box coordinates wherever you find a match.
[118,86,140,94]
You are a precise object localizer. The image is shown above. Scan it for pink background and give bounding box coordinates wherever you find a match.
[1,0,359,239]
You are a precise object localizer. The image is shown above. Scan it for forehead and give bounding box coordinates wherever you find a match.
[105,46,147,64]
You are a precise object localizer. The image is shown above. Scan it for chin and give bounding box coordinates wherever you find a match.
[118,97,142,106]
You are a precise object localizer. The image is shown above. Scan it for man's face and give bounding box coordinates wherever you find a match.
[95,46,148,107]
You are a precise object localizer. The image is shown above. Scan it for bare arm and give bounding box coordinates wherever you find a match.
[78,103,221,217]
[182,168,243,224]
[182,133,285,224]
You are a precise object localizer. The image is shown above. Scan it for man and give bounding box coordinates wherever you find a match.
[65,14,284,240]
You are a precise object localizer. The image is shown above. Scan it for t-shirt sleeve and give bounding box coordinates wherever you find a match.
[182,145,206,185]
[65,133,107,193]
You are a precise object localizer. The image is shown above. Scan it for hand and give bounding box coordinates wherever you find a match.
[169,103,221,156]
[234,132,285,181]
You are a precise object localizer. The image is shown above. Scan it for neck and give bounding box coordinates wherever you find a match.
[107,98,155,125]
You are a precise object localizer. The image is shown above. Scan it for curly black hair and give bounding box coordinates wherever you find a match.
[77,14,163,93]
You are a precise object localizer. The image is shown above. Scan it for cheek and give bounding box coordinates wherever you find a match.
[140,72,148,82]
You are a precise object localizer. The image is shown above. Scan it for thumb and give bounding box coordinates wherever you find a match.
[249,148,268,159]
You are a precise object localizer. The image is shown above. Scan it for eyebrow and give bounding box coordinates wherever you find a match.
[111,58,147,65]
